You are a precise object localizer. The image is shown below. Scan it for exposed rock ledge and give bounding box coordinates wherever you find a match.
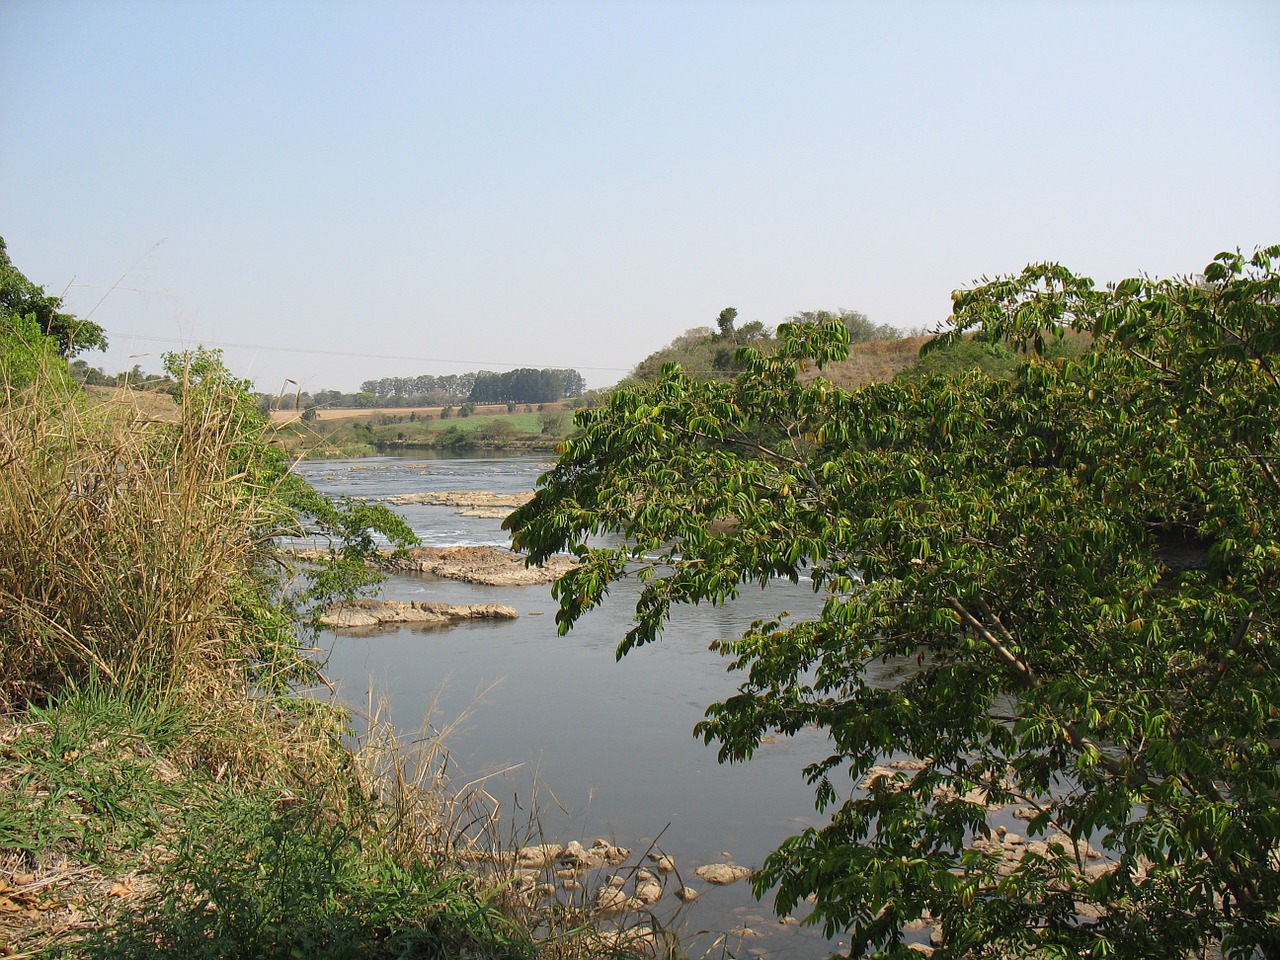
[384,491,533,509]
[373,492,531,519]
[381,546,577,586]
[292,545,577,586]
[321,598,519,629]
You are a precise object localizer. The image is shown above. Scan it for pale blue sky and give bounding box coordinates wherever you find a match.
[2,1,1277,392]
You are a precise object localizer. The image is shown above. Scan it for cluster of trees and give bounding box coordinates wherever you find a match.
[353,368,585,407]
[509,248,1280,958]
[359,373,481,403]
[630,307,899,382]
[1,236,107,388]
[70,360,177,392]
[468,367,585,404]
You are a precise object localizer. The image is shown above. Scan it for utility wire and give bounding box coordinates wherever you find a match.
[102,331,635,374]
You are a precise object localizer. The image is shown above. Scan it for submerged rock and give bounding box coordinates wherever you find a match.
[383,490,532,509]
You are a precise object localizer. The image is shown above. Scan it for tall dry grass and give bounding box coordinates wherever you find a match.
[0,363,286,705]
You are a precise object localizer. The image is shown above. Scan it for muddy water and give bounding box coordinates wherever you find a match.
[297,454,852,958]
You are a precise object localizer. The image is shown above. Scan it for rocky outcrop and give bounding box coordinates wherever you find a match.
[384,491,533,509]
[292,545,576,586]
[320,598,518,629]
[694,863,751,885]
[381,546,577,586]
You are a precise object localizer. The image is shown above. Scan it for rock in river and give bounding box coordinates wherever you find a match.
[320,598,518,629]
[694,863,751,885]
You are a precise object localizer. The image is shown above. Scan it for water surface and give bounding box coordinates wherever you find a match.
[298,454,852,958]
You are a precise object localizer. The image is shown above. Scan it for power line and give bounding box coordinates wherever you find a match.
[102,331,634,374]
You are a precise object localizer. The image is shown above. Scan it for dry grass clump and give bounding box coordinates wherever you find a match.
[0,371,283,704]
[813,334,932,389]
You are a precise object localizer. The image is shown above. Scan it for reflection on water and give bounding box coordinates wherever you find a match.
[300,454,851,958]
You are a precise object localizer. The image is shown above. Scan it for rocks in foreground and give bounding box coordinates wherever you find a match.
[320,598,518,629]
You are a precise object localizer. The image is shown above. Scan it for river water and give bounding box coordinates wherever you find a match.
[295,454,850,958]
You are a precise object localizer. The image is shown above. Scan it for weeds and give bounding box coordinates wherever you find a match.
[0,347,659,958]
[78,793,530,960]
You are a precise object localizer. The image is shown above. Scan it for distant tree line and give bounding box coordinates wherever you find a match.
[358,373,479,403]
[71,360,177,392]
[355,368,585,407]
[468,368,585,404]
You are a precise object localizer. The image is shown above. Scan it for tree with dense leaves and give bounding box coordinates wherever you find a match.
[0,236,107,358]
[787,307,899,345]
[717,306,738,337]
[507,247,1280,959]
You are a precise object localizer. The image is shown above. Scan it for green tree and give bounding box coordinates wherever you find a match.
[0,236,108,357]
[0,313,75,394]
[717,306,738,337]
[507,247,1280,958]
[788,307,899,344]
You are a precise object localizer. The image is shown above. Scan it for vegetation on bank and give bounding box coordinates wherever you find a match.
[509,247,1280,959]
[624,307,901,385]
[270,406,578,459]
[0,256,654,958]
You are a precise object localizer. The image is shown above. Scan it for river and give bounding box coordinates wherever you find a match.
[295,453,851,958]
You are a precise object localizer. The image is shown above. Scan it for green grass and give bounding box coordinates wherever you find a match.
[1,687,535,960]
[421,412,542,434]
[272,409,569,457]
[78,791,530,960]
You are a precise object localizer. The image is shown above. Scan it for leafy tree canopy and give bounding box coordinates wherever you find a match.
[630,310,777,383]
[507,247,1280,958]
[787,307,900,344]
[0,236,108,357]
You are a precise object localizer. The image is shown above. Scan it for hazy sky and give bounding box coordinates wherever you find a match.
[2,1,1277,393]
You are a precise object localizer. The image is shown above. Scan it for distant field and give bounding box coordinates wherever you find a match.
[83,385,180,421]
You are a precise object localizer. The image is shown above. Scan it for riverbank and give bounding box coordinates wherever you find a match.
[270,405,577,460]
[292,544,576,587]
[0,368,650,959]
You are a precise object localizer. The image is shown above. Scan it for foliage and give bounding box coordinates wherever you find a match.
[469,367,586,404]
[0,311,76,393]
[630,307,897,384]
[507,247,1280,958]
[0,343,414,703]
[629,320,775,382]
[786,307,900,345]
[717,306,738,337]
[0,235,107,357]
[79,793,530,960]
